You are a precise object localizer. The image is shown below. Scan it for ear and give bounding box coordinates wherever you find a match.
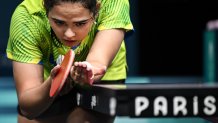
[95,1,100,18]
[96,0,100,10]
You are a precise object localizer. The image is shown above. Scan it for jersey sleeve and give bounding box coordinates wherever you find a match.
[6,5,43,64]
[97,0,134,31]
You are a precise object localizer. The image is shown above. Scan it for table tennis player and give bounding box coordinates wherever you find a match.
[6,0,133,123]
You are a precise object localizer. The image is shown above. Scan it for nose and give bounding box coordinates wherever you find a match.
[64,28,75,38]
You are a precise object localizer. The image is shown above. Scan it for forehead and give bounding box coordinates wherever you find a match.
[49,2,91,18]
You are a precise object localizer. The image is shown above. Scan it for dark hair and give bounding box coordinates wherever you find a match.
[43,0,97,16]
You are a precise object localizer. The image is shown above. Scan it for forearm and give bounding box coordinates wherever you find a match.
[19,76,55,119]
[86,29,125,81]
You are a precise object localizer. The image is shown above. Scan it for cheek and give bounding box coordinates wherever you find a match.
[77,30,89,38]
[77,25,92,39]
[51,25,64,39]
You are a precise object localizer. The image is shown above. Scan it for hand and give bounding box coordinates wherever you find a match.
[50,65,61,79]
[50,65,74,96]
[70,61,106,85]
[58,75,74,96]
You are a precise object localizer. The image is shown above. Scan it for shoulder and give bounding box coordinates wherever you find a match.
[98,0,130,17]
[96,0,133,31]
[99,0,130,8]
[12,0,47,25]
[13,0,47,26]
[11,0,50,41]
[20,0,45,14]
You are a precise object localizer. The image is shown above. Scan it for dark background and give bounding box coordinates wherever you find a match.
[1,0,218,78]
[0,0,21,77]
[135,0,218,77]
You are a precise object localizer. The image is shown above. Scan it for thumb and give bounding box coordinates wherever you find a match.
[50,65,61,78]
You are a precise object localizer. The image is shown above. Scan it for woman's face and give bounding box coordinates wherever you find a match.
[48,2,94,47]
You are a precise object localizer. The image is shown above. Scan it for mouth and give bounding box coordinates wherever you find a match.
[62,39,80,47]
[64,39,77,42]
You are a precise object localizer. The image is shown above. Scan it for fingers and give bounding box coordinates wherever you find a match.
[74,61,106,76]
[87,68,94,84]
[74,61,92,71]
[70,61,107,85]
[50,65,61,78]
[75,67,83,80]
[70,61,94,85]
[70,66,84,81]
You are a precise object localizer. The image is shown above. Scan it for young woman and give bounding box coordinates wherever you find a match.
[6,0,133,122]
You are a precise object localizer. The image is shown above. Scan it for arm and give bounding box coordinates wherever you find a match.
[86,28,125,81]
[8,3,66,119]
[71,29,125,84]
[13,61,58,119]
[70,0,133,84]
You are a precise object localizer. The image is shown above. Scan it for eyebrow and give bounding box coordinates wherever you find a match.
[74,18,91,23]
[51,17,91,23]
[51,17,64,22]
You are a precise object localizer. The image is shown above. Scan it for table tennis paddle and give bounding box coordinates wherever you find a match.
[50,49,75,97]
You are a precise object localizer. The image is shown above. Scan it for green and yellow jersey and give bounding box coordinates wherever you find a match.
[6,0,133,81]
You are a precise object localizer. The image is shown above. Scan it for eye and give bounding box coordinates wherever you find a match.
[75,22,86,27]
[54,19,65,26]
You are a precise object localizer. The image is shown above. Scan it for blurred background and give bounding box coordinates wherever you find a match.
[1,0,218,122]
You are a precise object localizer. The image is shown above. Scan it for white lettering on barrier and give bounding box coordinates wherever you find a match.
[204,96,216,115]
[154,96,168,116]
[193,96,198,115]
[77,93,81,105]
[135,96,149,116]
[134,96,216,117]
[173,96,187,116]
[109,97,117,116]
[91,95,97,109]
